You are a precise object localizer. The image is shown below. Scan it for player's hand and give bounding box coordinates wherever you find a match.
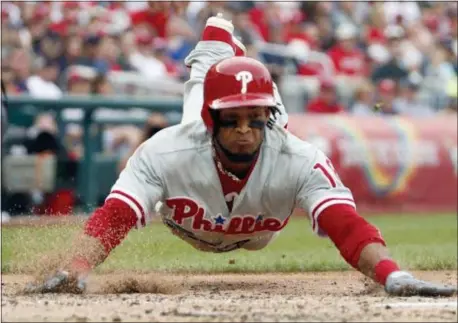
[385,271,457,297]
[25,256,92,294]
[25,270,87,294]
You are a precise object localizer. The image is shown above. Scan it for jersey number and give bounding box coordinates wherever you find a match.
[313,159,340,188]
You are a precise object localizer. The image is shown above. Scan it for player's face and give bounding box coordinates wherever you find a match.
[216,106,270,156]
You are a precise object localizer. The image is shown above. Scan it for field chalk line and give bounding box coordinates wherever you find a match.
[376,301,457,309]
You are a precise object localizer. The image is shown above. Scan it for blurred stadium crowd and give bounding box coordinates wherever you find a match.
[1,1,457,218]
[2,1,457,112]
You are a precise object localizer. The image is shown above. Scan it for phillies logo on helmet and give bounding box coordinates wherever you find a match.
[235,71,253,94]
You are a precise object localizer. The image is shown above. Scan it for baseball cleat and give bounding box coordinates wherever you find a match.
[201,13,245,56]
[201,13,234,46]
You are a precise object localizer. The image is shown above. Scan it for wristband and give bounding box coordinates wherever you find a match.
[374,259,400,285]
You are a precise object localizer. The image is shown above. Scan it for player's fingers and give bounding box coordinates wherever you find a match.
[417,282,457,297]
[24,271,69,294]
[387,279,457,297]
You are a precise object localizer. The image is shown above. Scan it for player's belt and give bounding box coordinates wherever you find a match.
[163,219,250,253]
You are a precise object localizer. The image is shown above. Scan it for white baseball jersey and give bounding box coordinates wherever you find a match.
[106,40,355,253]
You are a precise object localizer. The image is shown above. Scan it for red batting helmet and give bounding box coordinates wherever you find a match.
[201,56,276,133]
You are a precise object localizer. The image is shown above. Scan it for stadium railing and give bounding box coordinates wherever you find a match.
[4,95,183,211]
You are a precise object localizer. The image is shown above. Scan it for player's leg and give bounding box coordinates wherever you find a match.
[181,14,246,125]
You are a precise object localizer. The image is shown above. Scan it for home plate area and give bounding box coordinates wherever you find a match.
[1,271,457,322]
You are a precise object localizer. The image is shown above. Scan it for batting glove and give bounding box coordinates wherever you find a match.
[385,271,457,297]
[25,270,87,294]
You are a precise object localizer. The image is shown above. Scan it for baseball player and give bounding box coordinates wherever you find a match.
[28,15,456,297]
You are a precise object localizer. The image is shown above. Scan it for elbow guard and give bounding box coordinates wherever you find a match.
[84,198,138,254]
[318,204,386,269]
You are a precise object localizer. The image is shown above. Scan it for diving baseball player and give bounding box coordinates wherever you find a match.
[28,15,456,297]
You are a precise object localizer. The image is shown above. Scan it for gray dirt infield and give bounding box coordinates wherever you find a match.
[2,215,457,322]
[1,271,457,322]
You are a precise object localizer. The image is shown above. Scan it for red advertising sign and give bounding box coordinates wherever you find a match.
[288,114,457,213]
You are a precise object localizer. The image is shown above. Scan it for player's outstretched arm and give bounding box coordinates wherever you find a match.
[26,141,163,293]
[318,206,456,297]
[297,149,456,297]
[24,198,138,294]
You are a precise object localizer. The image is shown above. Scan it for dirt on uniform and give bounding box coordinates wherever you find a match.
[2,271,457,322]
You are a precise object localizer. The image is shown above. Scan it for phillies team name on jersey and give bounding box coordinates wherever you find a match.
[166,197,290,234]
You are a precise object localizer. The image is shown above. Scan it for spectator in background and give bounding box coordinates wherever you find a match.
[351,81,375,115]
[118,30,137,69]
[383,1,421,27]
[94,35,125,72]
[1,66,21,95]
[2,113,60,216]
[91,73,113,95]
[36,30,64,63]
[331,2,359,28]
[26,58,62,99]
[61,65,97,162]
[365,3,387,46]
[24,113,76,216]
[77,34,110,74]
[306,79,345,114]
[374,78,399,115]
[193,1,228,34]
[2,5,30,50]
[56,35,84,73]
[167,1,197,42]
[231,5,262,49]
[282,11,316,48]
[423,45,456,94]
[26,4,52,53]
[103,124,141,167]
[364,4,391,69]
[371,25,409,83]
[48,1,82,37]
[26,113,60,155]
[151,37,182,79]
[289,38,326,78]
[395,75,435,117]
[128,30,168,80]
[66,65,97,95]
[130,1,171,38]
[328,23,367,77]
[8,48,32,93]
[118,112,169,172]
[63,124,83,160]
[248,2,281,43]
[313,3,335,51]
